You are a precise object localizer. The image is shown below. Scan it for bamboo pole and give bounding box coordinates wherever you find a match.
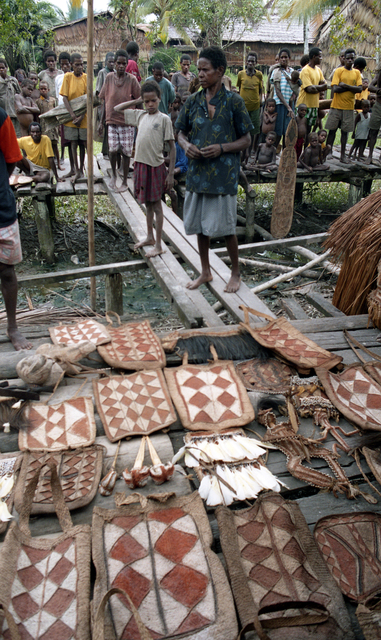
[87,0,96,310]
[251,251,332,294]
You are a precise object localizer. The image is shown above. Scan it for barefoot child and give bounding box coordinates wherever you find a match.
[298,131,328,172]
[37,81,62,170]
[294,103,307,159]
[15,80,40,137]
[251,131,277,171]
[28,71,40,101]
[261,98,277,141]
[317,129,331,160]
[59,53,87,182]
[349,99,371,160]
[115,80,175,257]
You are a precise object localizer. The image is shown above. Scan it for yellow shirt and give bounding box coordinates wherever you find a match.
[18,135,53,169]
[237,70,263,111]
[60,72,87,128]
[331,67,362,110]
[297,65,325,109]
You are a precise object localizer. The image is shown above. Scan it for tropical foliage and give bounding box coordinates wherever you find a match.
[0,0,63,72]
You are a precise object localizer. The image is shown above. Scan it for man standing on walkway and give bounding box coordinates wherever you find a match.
[177,46,252,293]
[237,51,263,160]
[0,107,32,350]
[171,55,196,99]
[296,47,327,135]
[99,49,141,192]
[270,48,295,147]
[365,69,381,164]
[147,62,176,114]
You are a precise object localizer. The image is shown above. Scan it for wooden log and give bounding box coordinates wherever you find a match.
[237,257,321,279]
[213,232,328,257]
[245,189,256,243]
[251,251,331,294]
[254,223,340,275]
[305,290,345,317]
[281,297,309,320]
[17,259,147,287]
[32,197,55,264]
[347,182,363,208]
[105,272,123,316]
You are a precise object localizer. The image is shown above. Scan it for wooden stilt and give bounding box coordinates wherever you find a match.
[105,273,124,316]
[33,196,55,264]
[87,0,96,309]
[348,181,363,208]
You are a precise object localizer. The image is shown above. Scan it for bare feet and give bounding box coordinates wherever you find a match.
[109,177,116,190]
[71,170,83,184]
[115,183,128,193]
[134,237,154,251]
[146,246,165,258]
[186,273,213,289]
[63,170,75,179]
[224,274,241,293]
[339,157,350,164]
[7,327,32,351]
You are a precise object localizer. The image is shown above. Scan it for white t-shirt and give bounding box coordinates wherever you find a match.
[55,74,65,105]
[124,109,174,167]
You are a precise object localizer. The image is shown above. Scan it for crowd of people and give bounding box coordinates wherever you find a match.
[1,41,381,351]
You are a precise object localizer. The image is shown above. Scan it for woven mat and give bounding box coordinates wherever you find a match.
[0,452,22,535]
[19,396,97,451]
[164,360,254,431]
[49,319,111,346]
[216,492,353,640]
[14,445,104,514]
[317,364,381,431]
[98,320,166,370]
[93,371,176,441]
[241,307,342,374]
[236,357,294,393]
[91,492,238,640]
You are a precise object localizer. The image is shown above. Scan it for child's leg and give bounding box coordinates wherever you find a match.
[134,201,155,251]
[148,199,165,257]
[52,141,62,170]
[109,151,118,189]
[115,154,130,192]
[358,140,367,159]
[79,141,86,175]
[348,140,356,157]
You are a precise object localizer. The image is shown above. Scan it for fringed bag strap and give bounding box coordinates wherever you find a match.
[0,601,21,640]
[93,587,153,640]
[19,459,72,536]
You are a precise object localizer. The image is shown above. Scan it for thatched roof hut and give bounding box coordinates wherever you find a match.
[51,13,151,68]
[317,0,381,76]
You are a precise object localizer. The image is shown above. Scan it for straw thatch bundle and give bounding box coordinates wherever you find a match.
[367,259,381,329]
[324,190,381,315]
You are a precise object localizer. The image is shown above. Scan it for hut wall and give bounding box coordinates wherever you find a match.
[224,41,305,70]
[53,19,151,67]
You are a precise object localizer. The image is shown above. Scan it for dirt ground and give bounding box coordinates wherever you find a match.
[8,184,352,328]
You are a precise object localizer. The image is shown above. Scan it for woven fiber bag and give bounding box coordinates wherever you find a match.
[91,491,238,640]
[216,492,353,640]
[13,445,104,515]
[97,315,166,370]
[164,350,254,432]
[49,318,111,346]
[0,460,91,640]
[240,306,342,374]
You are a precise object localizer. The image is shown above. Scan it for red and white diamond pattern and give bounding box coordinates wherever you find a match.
[167,364,249,426]
[99,321,165,369]
[255,326,334,368]
[104,509,216,639]
[94,372,176,440]
[330,368,381,427]
[50,319,111,346]
[20,397,96,451]
[2,538,78,640]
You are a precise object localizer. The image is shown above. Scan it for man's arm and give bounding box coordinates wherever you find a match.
[369,74,381,93]
[6,162,16,177]
[274,82,295,117]
[305,82,327,93]
[236,72,242,91]
[337,82,362,93]
[114,98,143,112]
[298,148,313,172]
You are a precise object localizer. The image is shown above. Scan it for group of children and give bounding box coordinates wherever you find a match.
[247,76,375,174]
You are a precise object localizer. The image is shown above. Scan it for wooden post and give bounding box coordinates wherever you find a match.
[105,273,124,316]
[87,0,96,309]
[245,189,255,243]
[348,181,363,208]
[33,196,55,264]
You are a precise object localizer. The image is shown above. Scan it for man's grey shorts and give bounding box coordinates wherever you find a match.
[369,101,381,131]
[184,191,237,237]
[64,125,87,141]
[325,107,354,133]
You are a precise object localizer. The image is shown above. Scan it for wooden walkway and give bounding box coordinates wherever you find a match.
[97,154,275,328]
